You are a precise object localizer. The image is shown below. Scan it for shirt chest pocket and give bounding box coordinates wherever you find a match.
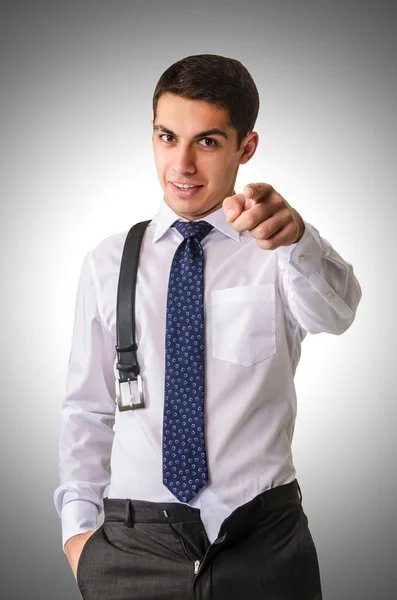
[211,284,276,367]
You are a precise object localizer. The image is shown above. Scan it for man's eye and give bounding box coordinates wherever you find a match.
[159,135,217,147]
[199,138,217,147]
[160,134,174,143]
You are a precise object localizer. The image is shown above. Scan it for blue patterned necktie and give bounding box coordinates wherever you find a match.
[163,219,214,503]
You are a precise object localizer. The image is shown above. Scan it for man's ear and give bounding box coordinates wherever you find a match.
[239,132,259,165]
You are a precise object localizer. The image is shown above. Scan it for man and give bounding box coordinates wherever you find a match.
[54,54,362,599]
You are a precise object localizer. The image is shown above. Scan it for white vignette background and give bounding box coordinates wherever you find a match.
[1,1,396,599]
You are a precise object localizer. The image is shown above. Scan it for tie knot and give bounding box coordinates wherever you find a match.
[172,220,214,243]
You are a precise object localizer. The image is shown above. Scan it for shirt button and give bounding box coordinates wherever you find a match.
[297,255,305,264]
[327,291,334,299]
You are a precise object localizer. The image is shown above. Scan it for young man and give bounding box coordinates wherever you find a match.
[54,54,362,599]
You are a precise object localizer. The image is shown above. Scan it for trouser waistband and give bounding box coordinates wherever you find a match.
[102,479,302,532]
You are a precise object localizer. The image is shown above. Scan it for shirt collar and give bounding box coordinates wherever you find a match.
[152,195,241,244]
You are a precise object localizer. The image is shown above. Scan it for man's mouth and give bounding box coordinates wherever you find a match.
[171,183,203,190]
[169,182,204,198]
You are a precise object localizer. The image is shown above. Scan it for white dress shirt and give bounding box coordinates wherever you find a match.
[54,196,362,552]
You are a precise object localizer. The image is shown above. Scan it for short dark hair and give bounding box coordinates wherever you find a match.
[152,54,260,151]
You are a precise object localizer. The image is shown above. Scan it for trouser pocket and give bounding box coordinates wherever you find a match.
[76,525,104,593]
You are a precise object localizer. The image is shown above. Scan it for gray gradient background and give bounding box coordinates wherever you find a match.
[1,1,395,598]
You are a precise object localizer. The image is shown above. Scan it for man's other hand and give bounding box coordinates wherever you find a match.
[64,530,96,580]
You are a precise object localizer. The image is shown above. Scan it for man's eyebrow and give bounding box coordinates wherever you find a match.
[153,124,229,140]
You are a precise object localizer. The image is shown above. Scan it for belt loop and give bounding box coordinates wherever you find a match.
[296,479,302,503]
[124,500,133,527]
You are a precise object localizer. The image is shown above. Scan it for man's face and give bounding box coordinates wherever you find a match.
[152,93,258,221]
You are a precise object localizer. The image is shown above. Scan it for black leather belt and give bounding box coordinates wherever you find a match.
[114,219,151,411]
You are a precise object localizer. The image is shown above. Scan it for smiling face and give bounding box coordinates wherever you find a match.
[152,93,258,221]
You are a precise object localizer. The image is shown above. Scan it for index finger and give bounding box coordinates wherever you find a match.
[243,182,273,202]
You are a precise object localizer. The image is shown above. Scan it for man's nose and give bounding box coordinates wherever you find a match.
[172,144,196,174]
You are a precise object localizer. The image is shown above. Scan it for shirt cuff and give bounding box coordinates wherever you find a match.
[61,500,99,554]
[275,219,354,320]
[275,219,323,277]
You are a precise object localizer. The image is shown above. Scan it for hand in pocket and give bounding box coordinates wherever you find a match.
[64,530,96,580]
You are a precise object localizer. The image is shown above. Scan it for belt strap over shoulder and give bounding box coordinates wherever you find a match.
[114,219,151,411]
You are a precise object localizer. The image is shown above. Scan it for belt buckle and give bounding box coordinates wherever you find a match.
[115,375,145,411]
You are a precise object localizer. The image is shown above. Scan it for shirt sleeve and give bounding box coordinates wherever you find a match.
[275,220,362,335]
[53,251,116,553]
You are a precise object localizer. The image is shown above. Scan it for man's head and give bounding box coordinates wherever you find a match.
[151,54,260,221]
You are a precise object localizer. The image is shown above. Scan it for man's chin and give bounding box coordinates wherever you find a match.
[165,191,203,209]
[163,193,222,220]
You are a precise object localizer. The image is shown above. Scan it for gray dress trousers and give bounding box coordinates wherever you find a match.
[76,479,323,600]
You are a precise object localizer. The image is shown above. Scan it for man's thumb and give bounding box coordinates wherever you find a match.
[224,194,245,221]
